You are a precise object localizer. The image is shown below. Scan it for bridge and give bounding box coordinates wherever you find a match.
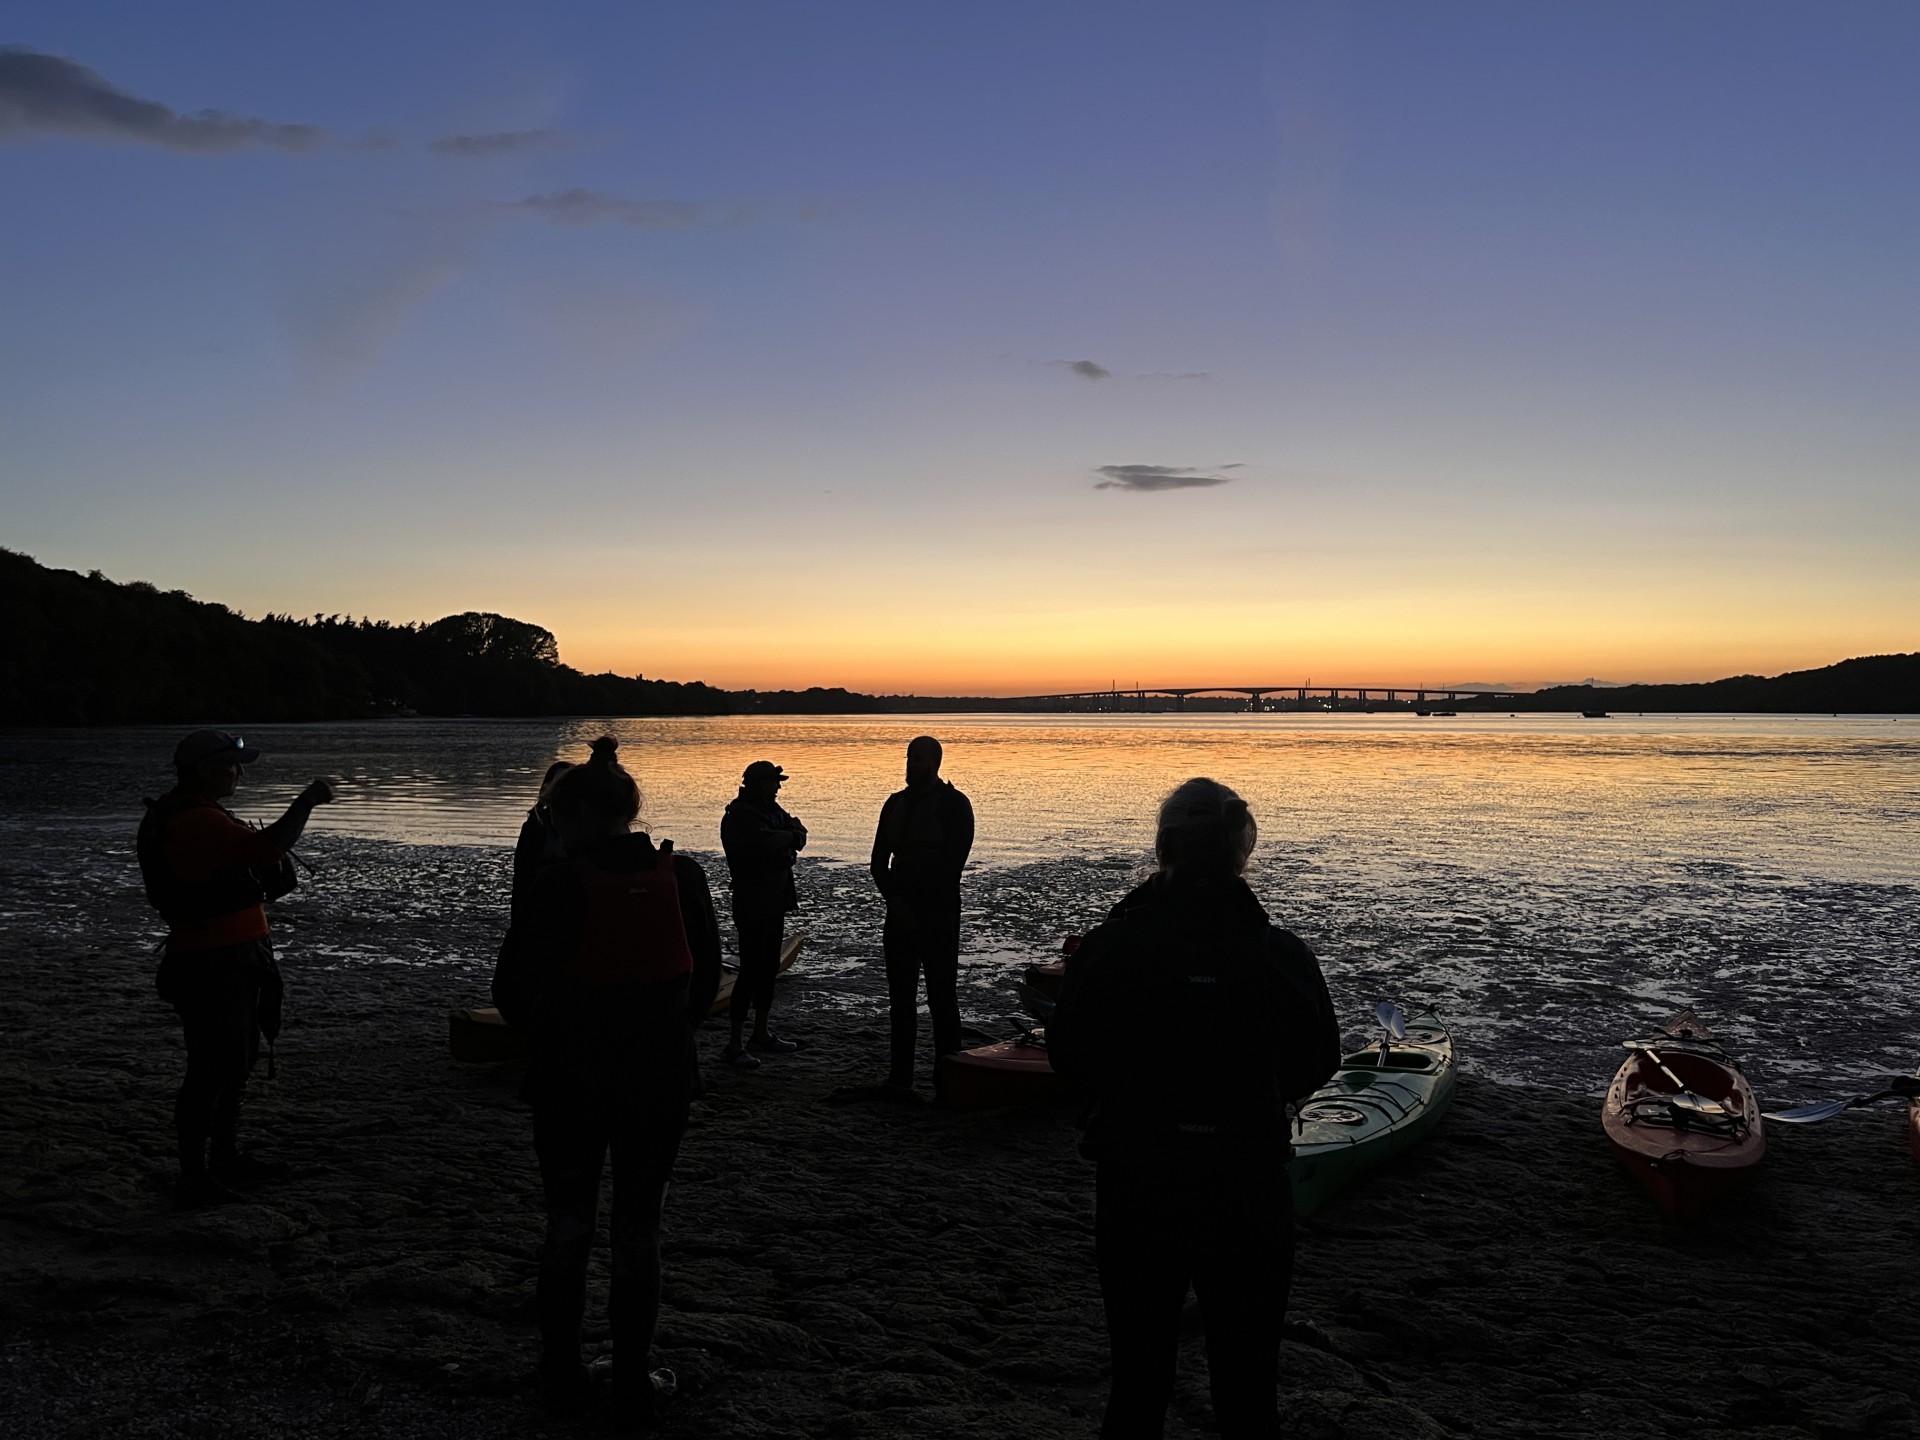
[1002,683,1531,712]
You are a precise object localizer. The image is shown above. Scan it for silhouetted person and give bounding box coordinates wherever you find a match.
[1047,778,1340,1440]
[492,736,722,1428]
[720,759,807,1069]
[870,735,974,1092]
[511,759,574,922]
[136,730,335,1210]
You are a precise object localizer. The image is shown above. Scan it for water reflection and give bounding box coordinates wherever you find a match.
[1,714,1915,1090]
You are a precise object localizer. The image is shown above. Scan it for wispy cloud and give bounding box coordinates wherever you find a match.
[0,46,326,153]
[1059,358,1111,381]
[511,188,740,228]
[282,216,491,380]
[283,187,764,376]
[428,128,571,158]
[1094,464,1240,493]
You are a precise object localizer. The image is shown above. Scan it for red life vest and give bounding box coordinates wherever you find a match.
[566,841,695,985]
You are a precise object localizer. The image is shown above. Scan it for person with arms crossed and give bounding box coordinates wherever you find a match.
[719,759,807,1069]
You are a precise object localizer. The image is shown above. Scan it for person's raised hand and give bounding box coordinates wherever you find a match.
[300,778,338,808]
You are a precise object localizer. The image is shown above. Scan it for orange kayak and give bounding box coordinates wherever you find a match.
[1021,935,1079,1001]
[1602,1010,1765,1222]
[1909,1065,1920,1165]
[938,1030,1067,1111]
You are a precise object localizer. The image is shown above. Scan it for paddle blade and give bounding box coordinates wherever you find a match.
[1761,1099,1856,1124]
[1375,1001,1409,1041]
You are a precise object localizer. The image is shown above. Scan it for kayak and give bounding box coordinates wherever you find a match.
[1602,1010,1764,1222]
[1289,1006,1456,1218]
[938,1028,1067,1111]
[1909,1064,1920,1165]
[1023,960,1065,1001]
[448,934,805,1063]
[709,934,806,1017]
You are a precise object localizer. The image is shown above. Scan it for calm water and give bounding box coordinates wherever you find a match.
[4,713,1916,1093]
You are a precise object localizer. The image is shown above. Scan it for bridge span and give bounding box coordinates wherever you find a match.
[1003,683,1532,712]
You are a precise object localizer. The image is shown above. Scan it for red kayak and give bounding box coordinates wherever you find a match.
[1021,935,1079,1001]
[938,1030,1066,1111]
[1602,1011,1765,1222]
[1908,1065,1920,1165]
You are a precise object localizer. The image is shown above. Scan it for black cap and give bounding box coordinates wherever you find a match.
[742,760,788,785]
[173,729,261,768]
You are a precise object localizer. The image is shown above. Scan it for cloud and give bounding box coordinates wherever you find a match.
[1093,464,1239,493]
[281,209,501,379]
[512,188,740,228]
[428,128,570,158]
[0,46,326,153]
[1060,358,1111,381]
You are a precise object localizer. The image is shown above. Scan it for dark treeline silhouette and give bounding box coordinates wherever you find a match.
[0,548,1011,724]
[4,548,1914,722]
[1511,654,1920,714]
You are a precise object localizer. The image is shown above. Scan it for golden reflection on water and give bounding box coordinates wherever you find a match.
[283,714,1920,887]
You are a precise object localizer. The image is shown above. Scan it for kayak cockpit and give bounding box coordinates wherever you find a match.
[1340,1046,1443,1073]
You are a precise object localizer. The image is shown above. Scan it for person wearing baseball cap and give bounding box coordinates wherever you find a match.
[718,760,807,1068]
[136,731,336,1209]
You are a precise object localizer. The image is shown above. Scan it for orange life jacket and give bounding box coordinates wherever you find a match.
[566,841,695,985]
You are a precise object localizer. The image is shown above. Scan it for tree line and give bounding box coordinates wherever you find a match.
[3,548,1912,723]
[0,549,910,724]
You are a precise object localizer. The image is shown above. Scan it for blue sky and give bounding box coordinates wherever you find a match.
[3,2,1915,691]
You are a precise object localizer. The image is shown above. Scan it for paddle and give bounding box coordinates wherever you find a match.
[1000,1015,1046,1047]
[1371,1000,1409,1067]
[1762,1075,1920,1124]
[1620,1038,1728,1118]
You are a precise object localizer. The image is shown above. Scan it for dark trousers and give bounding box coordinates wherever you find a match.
[531,1091,688,1376]
[730,905,784,1024]
[1093,1164,1294,1440]
[164,941,270,1178]
[882,895,961,1086]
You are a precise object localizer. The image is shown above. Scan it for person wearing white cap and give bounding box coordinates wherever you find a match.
[135,730,335,1209]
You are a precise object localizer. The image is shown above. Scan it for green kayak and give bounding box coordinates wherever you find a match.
[1289,1005,1457,1217]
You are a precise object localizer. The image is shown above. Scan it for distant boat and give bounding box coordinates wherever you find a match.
[1583,710,1610,718]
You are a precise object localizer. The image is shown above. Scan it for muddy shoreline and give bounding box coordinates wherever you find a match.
[2,837,1916,1439]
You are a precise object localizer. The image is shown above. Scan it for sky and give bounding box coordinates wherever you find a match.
[2,1,1916,694]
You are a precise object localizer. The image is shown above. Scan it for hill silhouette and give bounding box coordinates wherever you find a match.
[0,549,880,723]
[2,549,1913,722]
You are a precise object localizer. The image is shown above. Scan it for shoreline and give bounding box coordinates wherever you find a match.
[4,878,1917,1439]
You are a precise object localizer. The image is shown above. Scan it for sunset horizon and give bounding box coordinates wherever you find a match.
[6,4,1915,704]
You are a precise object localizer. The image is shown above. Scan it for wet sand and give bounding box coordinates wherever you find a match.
[2,840,1917,1439]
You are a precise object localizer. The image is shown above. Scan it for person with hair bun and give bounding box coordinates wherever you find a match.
[491,736,723,1429]
[1048,778,1340,1440]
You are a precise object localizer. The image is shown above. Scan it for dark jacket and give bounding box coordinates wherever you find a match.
[870,780,974,902]
[492,832,724,1105]
[510,805,565,923]
[720,791,805,913]
[1047,872,1340,1174]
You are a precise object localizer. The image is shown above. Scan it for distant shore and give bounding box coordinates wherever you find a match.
[3,832,1916,1439]
[6,549,1916,725]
